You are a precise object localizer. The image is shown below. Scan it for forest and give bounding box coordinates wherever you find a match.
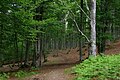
[0,0,120,80]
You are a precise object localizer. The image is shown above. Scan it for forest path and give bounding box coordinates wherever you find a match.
[25,40,120,80]
[25,64,75,80]
[9,48,81,80]
[8,40,120,80]
[24,48,81,80]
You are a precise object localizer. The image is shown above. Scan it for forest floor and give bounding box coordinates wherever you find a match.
[9,48,81,80]
[2,40,120,80]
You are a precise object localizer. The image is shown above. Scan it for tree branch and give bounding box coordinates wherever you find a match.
[85,0,90,13]
[75,0,91,20]
[58,0,90,42]
[69,12,90,42]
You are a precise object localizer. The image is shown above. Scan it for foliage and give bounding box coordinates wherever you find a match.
[31,67,40,71]
[0,70,38,79]
[14,70,38,78]
[0,73,9,80]
[72,54,120,80]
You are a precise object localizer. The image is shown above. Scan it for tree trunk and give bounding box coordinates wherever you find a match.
[24,40,30,66]
[0,25,3,67]
[79,0,83,61]
[32,43,36,67]
[90,0,97,56]
[36,35,42,67]
[20,41,24,65]
[14,32,19,66]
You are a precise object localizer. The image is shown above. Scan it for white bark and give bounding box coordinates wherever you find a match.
[68,9,90,42]
[75,1,91,20]
[90,0,96,56]
[85,0,90,13]
[65,11,69,32]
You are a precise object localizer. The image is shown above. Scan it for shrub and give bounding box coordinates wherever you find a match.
[72,54,120,80]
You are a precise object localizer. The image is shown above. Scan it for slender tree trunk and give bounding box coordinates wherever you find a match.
[14,32,19,66]
[0,25,3,53]
[90,0,97,56]
[24,40,30,66]
[40,33,43,66]
[32,43,36,67]
[79,0,83,61]
[20,41,24,65]
[0,25,3,67]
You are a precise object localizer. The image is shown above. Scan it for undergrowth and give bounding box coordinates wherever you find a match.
[72,54,120,80]
[0,73,9,80]
[14,70,38,78]
[0,70,38,80]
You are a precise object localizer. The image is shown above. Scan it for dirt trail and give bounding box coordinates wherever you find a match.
[38,69,70,80]
[26,64,75,80]
[25,40,120,80]
[9,48,80,80]
[25,49,80,80]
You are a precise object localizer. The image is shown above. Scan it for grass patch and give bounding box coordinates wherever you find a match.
[72,54,120,80]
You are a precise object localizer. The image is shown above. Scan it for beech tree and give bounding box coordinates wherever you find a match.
[90,0,97,56]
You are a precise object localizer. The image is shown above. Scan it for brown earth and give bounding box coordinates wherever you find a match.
[2,40,120,80]
[105,40,120,55]
[9,48,80,80]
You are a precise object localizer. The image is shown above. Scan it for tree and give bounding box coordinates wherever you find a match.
[90,0,97,56]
